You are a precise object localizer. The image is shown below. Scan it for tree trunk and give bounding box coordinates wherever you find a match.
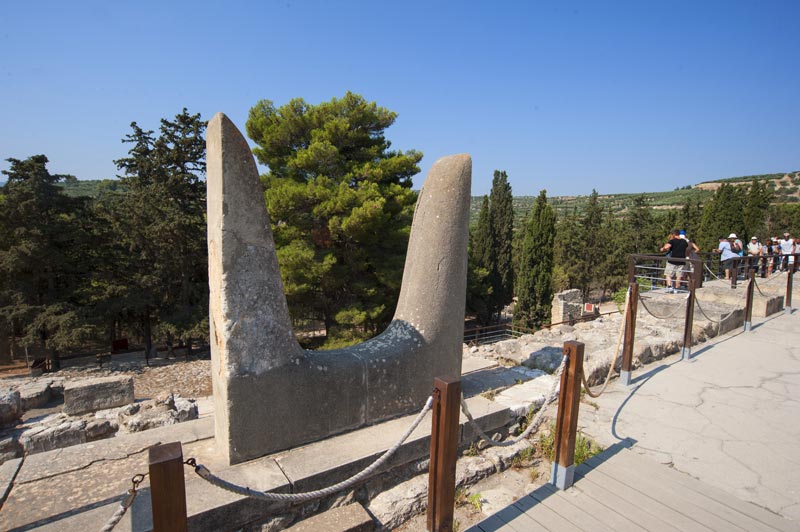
[143,312,152,366]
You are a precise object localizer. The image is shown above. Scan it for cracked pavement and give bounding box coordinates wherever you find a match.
[578,309,800,523]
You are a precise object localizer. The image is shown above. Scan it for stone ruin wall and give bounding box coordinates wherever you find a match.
[550,289,584,324]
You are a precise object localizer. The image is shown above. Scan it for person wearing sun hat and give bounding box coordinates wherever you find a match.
[746,236,762,275]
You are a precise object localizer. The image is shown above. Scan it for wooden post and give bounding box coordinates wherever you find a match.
[682,265,697,361]
[620,282,638,386]
[786,259,794,314]
[744,270,755,331]
[149,442,188,532]
[551,341,583,490]
[427,377,461,532]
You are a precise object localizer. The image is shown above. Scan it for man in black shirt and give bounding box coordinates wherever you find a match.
[660,229,689,293]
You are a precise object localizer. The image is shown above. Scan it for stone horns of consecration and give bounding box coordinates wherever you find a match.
[207,112,471,465]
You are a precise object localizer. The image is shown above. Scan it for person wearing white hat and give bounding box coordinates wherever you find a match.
[779,232,795,272]
[746,236,762,276]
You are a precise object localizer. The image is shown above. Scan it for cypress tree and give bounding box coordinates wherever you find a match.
[514,190,555,328]
[468,196,495,324]
[698,183,745,250]
[579,189,604,297]
[489,170,514,318]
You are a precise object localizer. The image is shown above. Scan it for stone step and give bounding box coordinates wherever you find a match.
[0,393,511,531]
[284,503,375,532]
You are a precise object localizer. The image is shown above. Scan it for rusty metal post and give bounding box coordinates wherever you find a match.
[695,257,704,288]
[149,442,188,532]
[427,377,461,532]
[786,257,794,314]
[620,282,639,386]
[682,264,697,361]
[551,341,583,490]
[744,270,755,331]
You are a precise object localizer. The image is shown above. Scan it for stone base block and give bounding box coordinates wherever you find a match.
[63,376,134,415]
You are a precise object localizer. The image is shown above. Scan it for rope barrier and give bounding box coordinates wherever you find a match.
[185,395,434,503]
[704,263,723,281]
[99,474,145,532]
[694,295,746,325]
[460,355,567,448]
[581,286,630,398]
[637,292,689,320]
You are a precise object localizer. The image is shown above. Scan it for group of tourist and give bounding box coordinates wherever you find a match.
[660,230,798,289]
[741,233,797,276]
[713,232,797,280]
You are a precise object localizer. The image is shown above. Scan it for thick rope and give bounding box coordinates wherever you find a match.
[638,292,688,320]
[694,297,744,325]
[99,475,143,532]
[187,396,434,502]
[460,355,567,448]
[581,287,630,398]
[704,263,723,281]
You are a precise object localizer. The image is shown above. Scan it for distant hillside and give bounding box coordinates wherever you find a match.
[694,171,800,202]
[469,171,799,227]
[56,179,126,197]
[37,171,800,225]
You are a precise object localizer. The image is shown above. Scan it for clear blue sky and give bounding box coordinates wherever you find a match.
[2,0,798,197]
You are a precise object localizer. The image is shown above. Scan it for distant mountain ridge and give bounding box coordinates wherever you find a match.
[4,170,797,222]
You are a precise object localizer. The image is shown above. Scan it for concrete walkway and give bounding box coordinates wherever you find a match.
[578,309,800,523]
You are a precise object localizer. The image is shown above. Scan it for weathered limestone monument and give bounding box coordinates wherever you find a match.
[207,113,471,464]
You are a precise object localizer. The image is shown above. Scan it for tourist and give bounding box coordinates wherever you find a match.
[660,229,689,293]
[713,235,737,280]
[779,232,795,272]
[763,238,776,277]
[680,231,700,289]
[746,236,762,275]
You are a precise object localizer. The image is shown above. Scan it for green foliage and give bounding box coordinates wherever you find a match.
[246,92,421,346]
[489,170,515,316]
[538,422,603,465]
[111,109,208,351]
[698,183,745,250]
[767,203,800,236]
[743,180,773,239]
[0,155,95,367]
[514,190,555,328]
[468,196,495,324]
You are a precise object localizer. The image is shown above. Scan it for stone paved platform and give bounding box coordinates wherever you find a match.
[578,309,800,523]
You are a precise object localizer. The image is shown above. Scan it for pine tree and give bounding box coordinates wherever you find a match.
[246,93,421,346]
[0,155,94,369]
[514,190,555,328]
[112,109,208,356]
[489,170,514,317]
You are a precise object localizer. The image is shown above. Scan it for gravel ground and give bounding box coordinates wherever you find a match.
[1,352,213,400]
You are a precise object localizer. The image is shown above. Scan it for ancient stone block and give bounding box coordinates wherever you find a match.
[17,381,51,411]
[207,113,471,464]
[0,389,21,427]
[63,375,134,415]
[19,417,87,453]
[85,419,118,441]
